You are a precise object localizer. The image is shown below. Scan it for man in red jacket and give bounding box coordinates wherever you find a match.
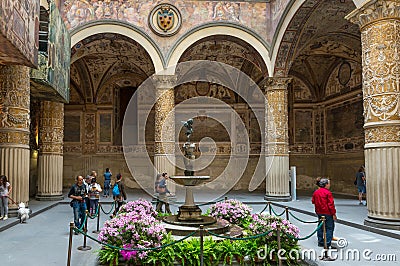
[312,177,337,248]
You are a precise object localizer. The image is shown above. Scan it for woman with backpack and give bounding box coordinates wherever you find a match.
[111,173,126,218]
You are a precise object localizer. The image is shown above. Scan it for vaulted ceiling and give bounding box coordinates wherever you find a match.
[69,33,155,104]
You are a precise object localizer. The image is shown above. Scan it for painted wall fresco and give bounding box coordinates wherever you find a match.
[48,1,71,102]
[30,1,70,103]
[0,0,39,66]
[62,0,283,53]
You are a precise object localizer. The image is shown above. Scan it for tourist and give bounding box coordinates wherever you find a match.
[155,172,171,214]
[355,166,366,205]
[68,175,87,232]
[0,175,12,220]
[111,173,127,217]
[312,177,336,248]
[103,168,112,198]
[88,178,102,215]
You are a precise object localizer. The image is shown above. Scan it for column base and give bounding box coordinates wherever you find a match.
[264,195,291,202]
[364,216,400,231]
[35,194,64,201]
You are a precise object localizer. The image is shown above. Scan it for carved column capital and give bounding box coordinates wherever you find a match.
[346,0,400,28]
[263,77,293,93]
[152,75,178,89]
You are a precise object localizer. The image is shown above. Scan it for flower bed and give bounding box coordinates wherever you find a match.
[208,199,252,225]
[97,199,300,265]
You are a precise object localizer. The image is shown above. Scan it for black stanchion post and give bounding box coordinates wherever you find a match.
[200,225,204,266]
[285,207,289,221]
[268,202,272,215]
[67,222,74,266]
[93,203,100,233]
[277,224,282,266]
[78,210,92,251]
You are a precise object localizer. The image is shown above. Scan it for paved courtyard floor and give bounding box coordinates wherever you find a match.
[0,189,399,265]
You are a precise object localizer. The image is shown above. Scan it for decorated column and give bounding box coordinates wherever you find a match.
[346,0,400,229]
[36,101,64,200]
[0,65,30,209]
[264,77,292,201]
[153,75,176,193]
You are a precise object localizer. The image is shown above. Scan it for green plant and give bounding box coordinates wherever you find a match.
[98,246,120,266]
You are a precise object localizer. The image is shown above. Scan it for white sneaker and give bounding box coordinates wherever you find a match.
[0,216,3,220]
[3,216,8,220]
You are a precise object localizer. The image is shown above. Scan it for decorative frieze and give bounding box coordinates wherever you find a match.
[365,125,400,144]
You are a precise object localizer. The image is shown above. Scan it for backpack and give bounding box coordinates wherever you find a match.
[112,183,120,197]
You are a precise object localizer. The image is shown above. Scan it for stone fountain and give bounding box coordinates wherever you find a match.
[162,119,228,234]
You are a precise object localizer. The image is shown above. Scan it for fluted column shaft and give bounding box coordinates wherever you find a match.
[36,101,64,200]
[346,0,400,229]
[0,65,30,209]
[153,75,176,193]
[264,77,292,201]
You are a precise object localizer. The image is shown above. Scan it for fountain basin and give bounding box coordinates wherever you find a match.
[171,176,210,186]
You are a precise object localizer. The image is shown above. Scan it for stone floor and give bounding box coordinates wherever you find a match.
[0,189,399,265]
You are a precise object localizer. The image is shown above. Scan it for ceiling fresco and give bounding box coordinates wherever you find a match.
[179,35,268,84]
[274,0,361,101]
[70,33,155,104]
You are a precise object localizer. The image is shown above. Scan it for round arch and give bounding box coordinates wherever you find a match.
[166,23,272,76]
[70,20,164,73]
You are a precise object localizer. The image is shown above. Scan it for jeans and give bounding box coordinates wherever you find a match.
[89,199,99,215]
[156,194,171,214]
[317,214,335,247]
[72,201,87,229]
[103,180,111,196]
[0,196,8,217]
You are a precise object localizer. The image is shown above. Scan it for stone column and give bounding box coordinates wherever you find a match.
[264,77,292,201]
[346,0,400,229]
[153,75,176,194]
[36,101,64,200]
[0,65,30,210]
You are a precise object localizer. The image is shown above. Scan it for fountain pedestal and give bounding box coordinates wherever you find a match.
[162,176,217,226]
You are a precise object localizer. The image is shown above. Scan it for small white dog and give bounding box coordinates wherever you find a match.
[18,202,31,223]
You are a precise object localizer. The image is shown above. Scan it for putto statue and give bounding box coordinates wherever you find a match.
[182,118,193,142]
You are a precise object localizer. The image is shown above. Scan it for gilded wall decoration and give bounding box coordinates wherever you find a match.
[39,101,64,155]
[264,78,290,155]
[0,65,30,145]
[365,126,400,144]
[361,20,400,122]
[346,0,400,124]
[325,60,362,97]
[0,0,39,66]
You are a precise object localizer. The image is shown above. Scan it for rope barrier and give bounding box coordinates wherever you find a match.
[270,205,286,217]
[282,221,324,241]
[206,229,274,241]
[258,203,269,214]
[73,227,198,251]
[99,201,115,215]
[289,211,319,224]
